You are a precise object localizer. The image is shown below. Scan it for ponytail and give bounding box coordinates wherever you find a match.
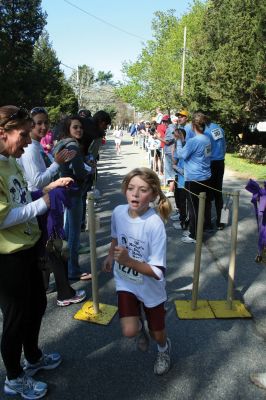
[156,188,172,222]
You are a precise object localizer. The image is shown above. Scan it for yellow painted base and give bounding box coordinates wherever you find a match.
[175,300,215,319]
[208,300,252,318]
[74,301,117,325]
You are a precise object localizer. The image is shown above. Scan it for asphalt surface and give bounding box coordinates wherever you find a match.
[0,132,266,399]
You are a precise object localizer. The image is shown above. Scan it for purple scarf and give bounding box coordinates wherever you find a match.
[245,179,266,256]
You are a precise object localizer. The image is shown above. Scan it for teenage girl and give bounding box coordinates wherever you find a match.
[19,107,86,306]
[55,115,92,281]
[103,167,172,375]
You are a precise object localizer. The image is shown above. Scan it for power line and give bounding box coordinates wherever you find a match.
[63,0,147,41]
[60,62,76,71]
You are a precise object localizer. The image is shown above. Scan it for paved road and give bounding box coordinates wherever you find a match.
[0,132,265,399]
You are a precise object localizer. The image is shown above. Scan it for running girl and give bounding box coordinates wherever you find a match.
[113,127,123,154]
[103,167,172,375]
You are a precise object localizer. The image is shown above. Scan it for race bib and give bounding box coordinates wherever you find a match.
[205,143,211,157]
[211,128,223,141]
[114,261,144,284]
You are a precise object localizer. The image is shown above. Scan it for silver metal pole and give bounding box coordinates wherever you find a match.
[226,191,240,309]
[87,192,100,314]
[191,191,206,310]
[180,26,187,96]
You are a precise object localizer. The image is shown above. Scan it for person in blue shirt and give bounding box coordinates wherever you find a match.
[176,110,194,142]
[175,112,212,243]
[204,115,226,229]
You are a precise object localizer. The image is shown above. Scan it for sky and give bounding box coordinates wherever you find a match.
[41,0,191,82]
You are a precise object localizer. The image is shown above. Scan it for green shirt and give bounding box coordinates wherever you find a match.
[0,157,41,254]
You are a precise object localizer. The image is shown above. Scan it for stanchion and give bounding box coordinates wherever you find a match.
[74,192,117,325]
[160,151,167,191]
[87,192,99,314]
[175,192,215,319]
[209,190,251,318]
[227,190,240,308]
[191,192,209,310]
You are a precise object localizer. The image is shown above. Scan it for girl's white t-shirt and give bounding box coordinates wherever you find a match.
[111,204,167,307]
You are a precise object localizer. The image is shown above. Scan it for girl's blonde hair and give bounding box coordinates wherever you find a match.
[122,167,172,221]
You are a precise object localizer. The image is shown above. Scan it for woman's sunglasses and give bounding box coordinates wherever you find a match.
[1,108,31,126]
[30,107,47,116]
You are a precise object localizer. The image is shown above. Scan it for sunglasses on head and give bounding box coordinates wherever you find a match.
[30,107,47,116]
[1,107,31,126]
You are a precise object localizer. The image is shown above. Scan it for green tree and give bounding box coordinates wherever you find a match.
[185,0,266,143]
[117,10,180,113]
[117,4,206,114]
[0,0,46,105]
[31,32,78,124]
[96,70,114,85]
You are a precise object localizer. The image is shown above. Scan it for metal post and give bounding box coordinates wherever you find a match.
[180,26,187,96]
[87,192,100,314]
[226,191,240,309]
[191,192,206,310]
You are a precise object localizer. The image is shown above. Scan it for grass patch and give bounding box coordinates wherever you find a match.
[225,153,265,181]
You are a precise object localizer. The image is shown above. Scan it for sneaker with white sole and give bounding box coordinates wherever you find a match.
[250,372,266,390]
[170,214,180,221]
[182,230,190,237]
[154,338,171,375]
[57,289,86,307]
[4,374,47,399]
[181,236,196,243]
[23,353,62,377]
[165,191,174,198]
[136,322,150,352]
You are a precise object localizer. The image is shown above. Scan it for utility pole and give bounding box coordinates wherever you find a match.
[180,26,187,96]
[77,66,81,108]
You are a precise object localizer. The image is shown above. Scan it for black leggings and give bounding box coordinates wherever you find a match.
[210,160,225,225]
[174,181,188,224]
[185,180,212,239]
[0,244,47,379]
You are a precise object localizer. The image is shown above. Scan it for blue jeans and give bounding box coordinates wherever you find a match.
[164,153,175,182]
[64,193,83,278]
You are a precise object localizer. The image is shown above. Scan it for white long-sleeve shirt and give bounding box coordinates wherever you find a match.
[18,139,59,191]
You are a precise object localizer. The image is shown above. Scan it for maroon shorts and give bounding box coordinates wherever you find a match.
[117,291,166,331]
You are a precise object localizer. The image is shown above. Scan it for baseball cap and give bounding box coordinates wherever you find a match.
[161,115,170,121]
[176,109,189,117]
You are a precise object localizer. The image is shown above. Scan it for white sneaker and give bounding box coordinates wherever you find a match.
[154,338,171,375]
[170,214,180,221]
[57,290,86,307]
[250,372,266,390]
[165,191,174,198]
[181,236,196,244]
[182,230,190,237]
